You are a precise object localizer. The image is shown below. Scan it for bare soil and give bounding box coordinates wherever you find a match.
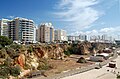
[44,54,94,76]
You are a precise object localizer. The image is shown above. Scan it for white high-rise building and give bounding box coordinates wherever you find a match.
[0,19,9,37]
[79,34,87,41]
[38,23,54,43]
[36,27,40,42]
[67,35,87,42]
[67,36,76,41]
[33,25,37,43]
[89,34,114,43]
[8,17,35,43]
[54,29,67,42]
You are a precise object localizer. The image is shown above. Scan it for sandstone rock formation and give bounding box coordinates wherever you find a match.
[34,44,65,60]
[0,42,114,78]
[17,54,25,68]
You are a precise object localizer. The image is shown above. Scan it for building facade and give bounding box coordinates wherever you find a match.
[67,36,79,41]
[89,34,114,43]
[38,23,54,43]
[36,27,40,42]
[8,17,35,43]
[79,34,87,41]
[0,19,9,37]
[54,29,67,42]
[68,34,87,42]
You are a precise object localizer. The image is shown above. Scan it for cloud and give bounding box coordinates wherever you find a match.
[69,31,84,36]
[100,27,115,33]
[7,16,15,19]
[86,26,120,37]
[99,27,120,34]
[54,0,103,30]
[68,26,120,37]
[86,30,99,35]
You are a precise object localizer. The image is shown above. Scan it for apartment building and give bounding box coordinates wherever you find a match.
[89,35,114,43]
[36,27,40,42]
[0,19,9,37]
[79,34,87,41]
[67,36,78,41]
[68,34,87,42]
[38,23,54,43]
[8,17,35,43]
[54,29,67,42]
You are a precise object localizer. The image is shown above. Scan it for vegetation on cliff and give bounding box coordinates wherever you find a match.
[0,36,12,48]
[0,57,21,78]
[0,42,113,78]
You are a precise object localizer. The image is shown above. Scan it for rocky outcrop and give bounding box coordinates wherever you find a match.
[50,46,64,60]
[34,44,65,60]
[48,45,64,59]
[35,46,48,59]
[17,54,25,68]
[78,43,91,55]
[25,53,39,70]
[0,42,114,78]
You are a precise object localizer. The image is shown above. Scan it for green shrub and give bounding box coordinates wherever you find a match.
[6,48,18,58]
[0,66,10,77]
[0,58,21,78]
[9,43,22,49]
[0,36,12,47]
[0,66,21,78]
[117,74,120,78]
[64,50,71,56]
[10,65,21,77]
[37,59,50,70]
[28,46,33,53]
[77,57,87,63]
[0,48,8,58]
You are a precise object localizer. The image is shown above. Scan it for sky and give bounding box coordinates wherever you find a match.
[0,0,120,38]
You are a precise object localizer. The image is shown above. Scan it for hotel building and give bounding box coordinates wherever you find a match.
[68,34,87,42]
[8,17,35,43]
[38,23,54,43]
[54,29,67,42]
[0,19,9,37]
